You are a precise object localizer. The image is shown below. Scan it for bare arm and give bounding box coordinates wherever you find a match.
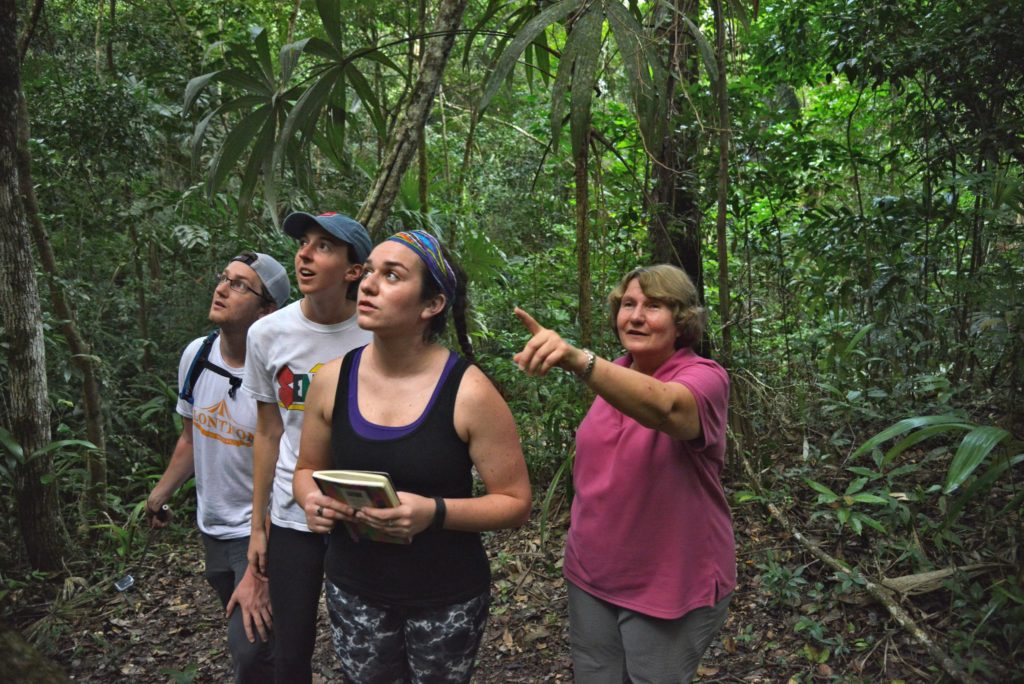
[512,307,702,441]
[248,401,283,578]
[357,365,532,537]
[146,418,195,528]
[293,360,347,533]
[448,365,532,530]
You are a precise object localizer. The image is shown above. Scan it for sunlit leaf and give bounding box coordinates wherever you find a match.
[943,453,1024,527]
[850,414,971,461]
[944,425,1010,494]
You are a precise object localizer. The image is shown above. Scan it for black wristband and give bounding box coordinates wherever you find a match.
[432,497,446,531]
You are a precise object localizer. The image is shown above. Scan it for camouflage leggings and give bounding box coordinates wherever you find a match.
[325,581,489,684]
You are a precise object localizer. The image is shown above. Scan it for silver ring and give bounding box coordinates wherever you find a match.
[316,506,324,517]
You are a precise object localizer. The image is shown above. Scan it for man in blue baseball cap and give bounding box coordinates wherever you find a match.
[243,212,373,683]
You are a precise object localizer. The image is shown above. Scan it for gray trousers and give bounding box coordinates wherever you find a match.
[201,534,275,684]
[568,581,731,684]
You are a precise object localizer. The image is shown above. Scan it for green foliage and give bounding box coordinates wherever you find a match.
[185,26,305,225]
[7,0,1024,677]
[805,474,890,536]
[850,414,1018,514]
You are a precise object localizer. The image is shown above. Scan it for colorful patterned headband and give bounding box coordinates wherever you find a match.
[386,230,457,308]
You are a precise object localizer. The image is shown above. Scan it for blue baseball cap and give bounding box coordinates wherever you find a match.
[281,211,372,263]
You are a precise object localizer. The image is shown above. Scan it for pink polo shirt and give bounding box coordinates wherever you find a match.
[563,348,735,619]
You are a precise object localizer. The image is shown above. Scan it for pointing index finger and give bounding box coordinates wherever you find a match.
[514,307,543,334]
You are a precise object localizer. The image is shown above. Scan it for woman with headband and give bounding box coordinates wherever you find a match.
[293,230,531,683]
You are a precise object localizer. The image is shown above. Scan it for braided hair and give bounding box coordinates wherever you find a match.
[418,243,475,364]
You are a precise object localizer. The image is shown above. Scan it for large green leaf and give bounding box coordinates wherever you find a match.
[280,38,312,84]
[191,96,266,167]
[217,68,273,96]
[605,0,665,143]
[850,414,971,461]
[252,27,274,84]
[241,118,278,228]
[303,36,343,62]
[317,0,343,50]
[944,453,1024,527]
[0,426,24,461]
[206,106,272,198]
[605,1,652,103]
[183,70,221,112]
[549,20,577,149]
[569,9,604,159]
[479,0,585,113]
[678,13,718,86]
[944,425,1011,494]
[275,66,342,173]
[463,0,509,67]
[881,423,958,467]
[345,63,387,139]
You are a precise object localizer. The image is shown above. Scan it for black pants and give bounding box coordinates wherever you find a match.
[267,524,327,684]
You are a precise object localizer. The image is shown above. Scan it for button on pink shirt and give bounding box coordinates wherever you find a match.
[563,348,736,619]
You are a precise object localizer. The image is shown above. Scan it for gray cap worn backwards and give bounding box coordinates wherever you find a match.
[232,252,290,308]
[281,211,372,263]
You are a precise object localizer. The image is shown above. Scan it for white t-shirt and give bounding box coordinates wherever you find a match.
[176,335,257,539]
[243,300,372,531]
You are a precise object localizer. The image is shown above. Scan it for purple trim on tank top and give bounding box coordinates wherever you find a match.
[348,346,459,440]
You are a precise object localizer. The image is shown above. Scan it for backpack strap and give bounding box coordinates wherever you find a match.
[201,362,244,399]
[179,330,243,404]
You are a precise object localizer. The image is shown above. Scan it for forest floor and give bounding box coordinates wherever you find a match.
[38,482,966,684]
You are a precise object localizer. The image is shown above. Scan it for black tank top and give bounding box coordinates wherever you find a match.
[324,347,490,607]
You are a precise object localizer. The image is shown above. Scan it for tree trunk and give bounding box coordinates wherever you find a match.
[16,14,108,517]
[575,138,592,348]
[648,0,703,308]
[128,221,153,372]
[357,0,468,236]
[0,623,69,683]
[417,0,429,214]
[106,0,115,73]
[0,0,70,570]
[712,0,731,363]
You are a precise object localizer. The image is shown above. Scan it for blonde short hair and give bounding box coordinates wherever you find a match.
[608,264,706,350]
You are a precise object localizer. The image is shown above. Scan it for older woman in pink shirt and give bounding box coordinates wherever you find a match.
[515,264,735,683]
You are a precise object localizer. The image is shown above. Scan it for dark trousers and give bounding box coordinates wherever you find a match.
[267,524,327,684]
[201,534,275,684]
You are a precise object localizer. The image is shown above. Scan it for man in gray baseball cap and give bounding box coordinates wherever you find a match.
[148,250,290,682]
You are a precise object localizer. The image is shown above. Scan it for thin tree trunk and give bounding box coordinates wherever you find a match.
[286,0,301,43]
[575,138,592,348]
[649,0,704,316]
[457,109,478,206]
[358,0,468,236]
[106,0,115,72]
[16,0,107,518]
[712,0,730,362]
[417,0,429,213]
[0,0,69,570]
[16,0,44,62]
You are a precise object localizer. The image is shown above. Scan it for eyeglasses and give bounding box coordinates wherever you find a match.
[215,273,272,302]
